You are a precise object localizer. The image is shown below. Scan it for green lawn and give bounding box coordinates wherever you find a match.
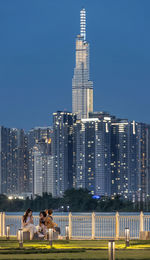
[0,238,150,259]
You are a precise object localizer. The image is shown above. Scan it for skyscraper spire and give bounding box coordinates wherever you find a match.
[80,8,86,41]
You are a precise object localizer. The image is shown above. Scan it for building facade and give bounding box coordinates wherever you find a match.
[0,126,28,195]
[110,120,150,202]
[73,115,111,196]
[53,111,76,197]
[27,127,53,193]
[33,140,54,196]
[72,8,93,119]
[136,123,150,203]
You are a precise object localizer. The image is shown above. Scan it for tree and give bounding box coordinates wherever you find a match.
[63,188,97,212]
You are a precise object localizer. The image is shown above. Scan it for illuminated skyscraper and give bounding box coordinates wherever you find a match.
[53,111,76,197]
[0,127,29,195]
[27,127,53,193]
[72,8,93,119]
[33,139,54,197]
[110,120,150,201]
[73,115,111,196]
[136,123,150,203]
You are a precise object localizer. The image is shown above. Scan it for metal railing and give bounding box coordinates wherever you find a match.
[0,212,150,239]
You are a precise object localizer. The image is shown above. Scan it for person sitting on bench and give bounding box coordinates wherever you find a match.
[45,209,58,231]
[39,211,47,236]
[22,208,44,240]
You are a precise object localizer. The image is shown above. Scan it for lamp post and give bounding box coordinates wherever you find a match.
[108,240,115,260]
[48,228,53,247]
[18,229,23,248]
[65,225,69,240]
[125,228,130,247]
[6,225,10,240]
[61,206,64,212]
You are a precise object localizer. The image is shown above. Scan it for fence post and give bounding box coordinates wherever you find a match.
[2,212,5,236]
[69,212,72,239]
[0,213,2,236]
[91,212,95,239]
[140,211,144,233]
[115,212,119,240]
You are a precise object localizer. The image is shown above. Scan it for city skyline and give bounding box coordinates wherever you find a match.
[0,7,150,202]
[1,1,150,130]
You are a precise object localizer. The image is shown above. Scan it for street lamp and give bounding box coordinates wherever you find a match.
[108,240,115,260]
[65,225,69,240]
[125,228,130,247]
[18,229,23,248]
[6,225,10,240]
[48,228,53,247]
[61,206,64,212]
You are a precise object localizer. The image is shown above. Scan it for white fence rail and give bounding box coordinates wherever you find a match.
[0,212,150,239]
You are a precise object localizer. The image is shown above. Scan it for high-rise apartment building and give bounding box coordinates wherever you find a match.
[111,120,130,198]
[0,126,28,195]
[72,8,93,119]
[73,114,111,196]
[136,123,150,203]
[53,111,76,197]
[128,121,140,201]
[110,120,150,202]
[33,139,54,196]
[27,127,53,193]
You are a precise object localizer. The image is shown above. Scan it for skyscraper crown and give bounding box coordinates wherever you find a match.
[80,8,86,41]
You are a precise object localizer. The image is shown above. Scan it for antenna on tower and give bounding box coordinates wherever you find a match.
[80,8,86,41]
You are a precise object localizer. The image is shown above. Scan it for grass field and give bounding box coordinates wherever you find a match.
[0,238,150,259]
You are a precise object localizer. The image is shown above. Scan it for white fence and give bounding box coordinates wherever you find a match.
[0,212,150,239]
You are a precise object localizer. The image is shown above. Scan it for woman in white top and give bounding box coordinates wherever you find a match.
[22,208,44,240]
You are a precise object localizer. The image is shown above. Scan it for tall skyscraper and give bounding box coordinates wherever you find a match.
[111,120,130,198]
[27,127,53,193]
[53,111,76,197]
[136,123,150,203]
[72,8,93,119]
[0,126,29,195]
[33,139,54,197]
[110,120,147,201]
[73,115,111,196]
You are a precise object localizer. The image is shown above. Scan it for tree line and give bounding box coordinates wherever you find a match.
[0,189,149,212]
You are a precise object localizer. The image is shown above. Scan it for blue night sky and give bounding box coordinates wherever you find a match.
[0,0,150,130]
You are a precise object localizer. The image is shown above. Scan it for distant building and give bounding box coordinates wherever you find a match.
[110,120,150,202]
[73,114,111,196]
[136,123,150,203]
[0,126,28,195]
[111,120,130,198]
[72,8,93,119]
[33,139,54,196]
[53,111,76,197]
[27,127,53,193]
[128,121,140,201]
